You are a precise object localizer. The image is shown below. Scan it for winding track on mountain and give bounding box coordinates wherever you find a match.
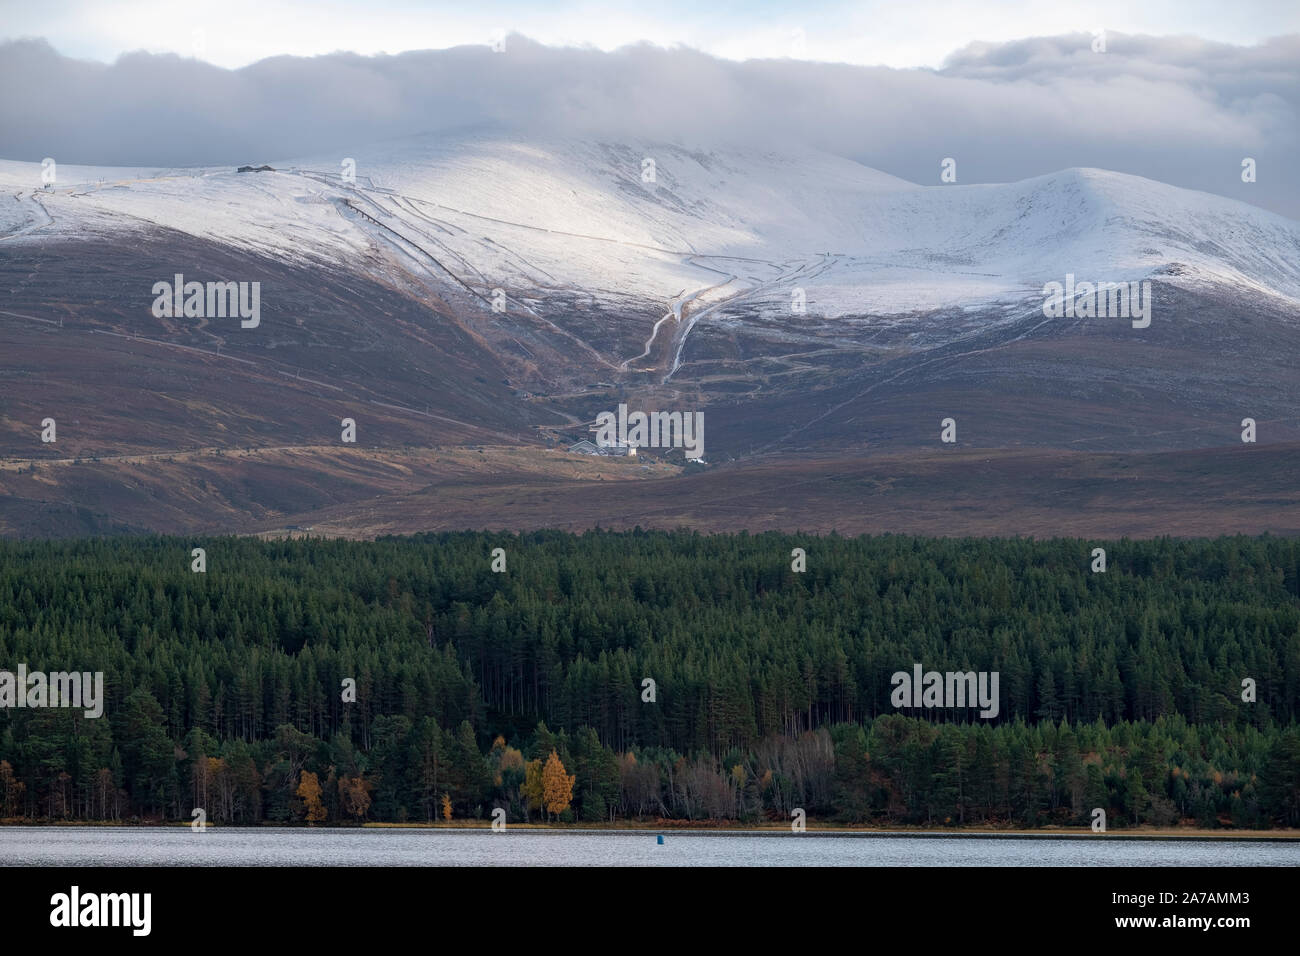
[666,253,839,380]
[288,169,846,383]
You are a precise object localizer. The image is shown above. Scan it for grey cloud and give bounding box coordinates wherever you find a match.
[1,32,1295,217]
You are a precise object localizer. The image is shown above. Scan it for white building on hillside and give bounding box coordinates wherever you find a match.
[569,439,636,457]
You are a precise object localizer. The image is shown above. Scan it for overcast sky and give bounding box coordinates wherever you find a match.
[6,0,1298,70]
[2,1,1296,217]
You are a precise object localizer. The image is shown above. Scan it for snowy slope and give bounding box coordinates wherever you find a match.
[3,133,1299,327]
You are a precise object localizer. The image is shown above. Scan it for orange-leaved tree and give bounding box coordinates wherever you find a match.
[542,749,576,820]
[296,770,326,823]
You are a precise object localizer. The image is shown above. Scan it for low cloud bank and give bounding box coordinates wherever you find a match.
[2,32,1295,216]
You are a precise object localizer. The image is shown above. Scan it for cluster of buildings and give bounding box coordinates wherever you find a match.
[567,439,636,457]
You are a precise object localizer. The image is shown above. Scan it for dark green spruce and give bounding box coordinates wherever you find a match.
[0,531,1297,827]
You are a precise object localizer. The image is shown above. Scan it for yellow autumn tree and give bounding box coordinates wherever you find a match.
[500,746,525,775]
[489,735,525,787]
[542,749,575,819]
[441,792,453,822]
[522,758,545,818]
[296,770,326,823]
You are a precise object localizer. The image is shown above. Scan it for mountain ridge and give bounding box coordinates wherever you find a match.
[2,133,1297,536]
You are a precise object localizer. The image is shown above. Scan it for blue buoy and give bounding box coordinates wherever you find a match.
[656,834,664,845]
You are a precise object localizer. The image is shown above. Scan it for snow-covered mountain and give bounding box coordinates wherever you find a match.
[5,131,1298,340]
[3,131,1300,536]
[3,131,1300,462]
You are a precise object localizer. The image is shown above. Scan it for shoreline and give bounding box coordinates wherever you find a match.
[5,821,1298,841]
